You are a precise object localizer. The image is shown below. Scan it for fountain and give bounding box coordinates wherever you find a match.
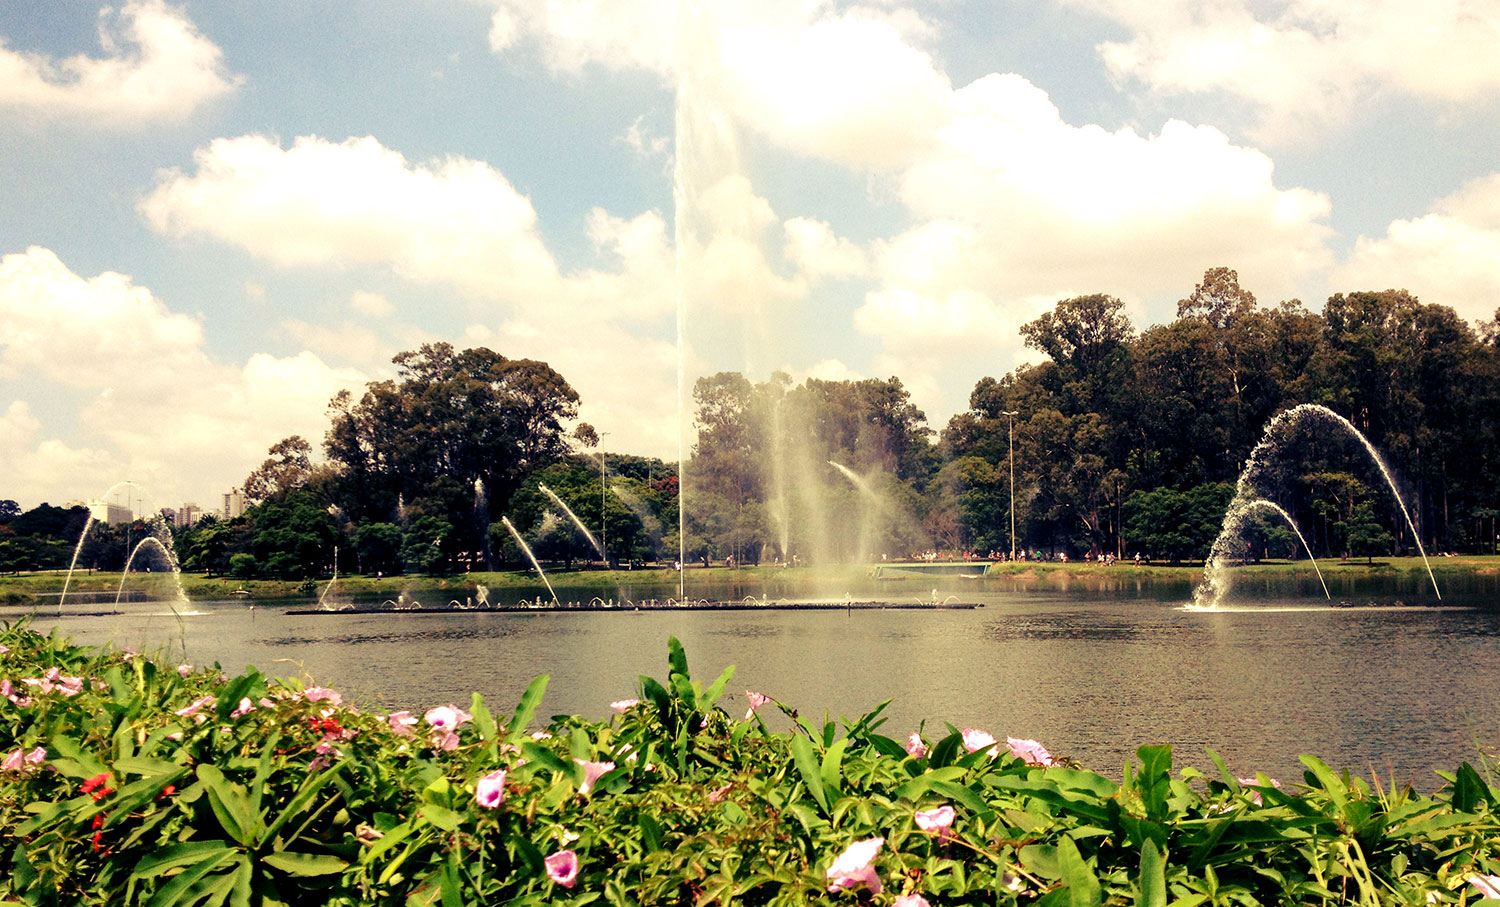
[316,546,340,610]
[1194,404,1439,609]
[114,530,189,606]
[59,480,144,612]
[500,516,559,605]
[537,483,606,561]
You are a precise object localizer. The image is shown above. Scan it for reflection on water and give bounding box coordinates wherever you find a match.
[6,571,1499,787]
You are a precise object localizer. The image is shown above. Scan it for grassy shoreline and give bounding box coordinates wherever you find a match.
[0,555,1490,606]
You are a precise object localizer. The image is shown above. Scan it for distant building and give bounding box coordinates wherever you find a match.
[86,499,132,526]
[177,503,205,527]
[223,488,246,520]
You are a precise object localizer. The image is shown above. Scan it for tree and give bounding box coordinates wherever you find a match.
[0,500,20,521]
[324,343,580,567]
[243,436,314,504]
[351,522,403,575]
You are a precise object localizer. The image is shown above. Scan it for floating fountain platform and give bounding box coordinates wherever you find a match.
[285,599,981,615]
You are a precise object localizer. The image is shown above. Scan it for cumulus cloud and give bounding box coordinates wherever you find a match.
[0,0,239,126]
[486,0,950,171]
[141,134,677,319]
[0,247,362,507]
[894,75,1334,299]
[1336,174,1500,322]
[1083,0,1500,140]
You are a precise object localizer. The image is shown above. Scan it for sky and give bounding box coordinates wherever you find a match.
[1,0,1498,515]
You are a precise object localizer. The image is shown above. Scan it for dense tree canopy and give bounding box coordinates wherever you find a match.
[8,271,1500,576]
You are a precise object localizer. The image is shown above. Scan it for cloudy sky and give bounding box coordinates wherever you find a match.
[2,0,1498,513]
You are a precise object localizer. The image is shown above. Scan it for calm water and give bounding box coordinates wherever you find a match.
[10,572,1500,787]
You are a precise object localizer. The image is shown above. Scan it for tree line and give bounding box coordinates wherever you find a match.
[4,267,1498,577]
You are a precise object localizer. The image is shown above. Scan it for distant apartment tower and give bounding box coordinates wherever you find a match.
[86,499,132,526]
[223,488,246,519]
[177,503,205,527]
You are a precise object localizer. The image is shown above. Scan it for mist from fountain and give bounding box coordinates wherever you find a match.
[537,483,606,560]
[500,516,558,605]
[829,461,880,562]
[1189,499,1330,608]
[115,532,189,606]
[59,480,144,612]
[1195,404,1439,609]
[317,545,340,611]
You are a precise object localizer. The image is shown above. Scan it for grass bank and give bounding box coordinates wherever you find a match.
[0,555,1491,607]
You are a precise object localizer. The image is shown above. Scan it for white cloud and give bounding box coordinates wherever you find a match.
[889,74,1334,306]
[141,134,678,319]
[0,247,362,508]
[783,217,867,282]
[349,290,395,319]
[1084,0,1500,140]
[1336,174,1500,322]
[486,0,950,171]
[0,0,239,126]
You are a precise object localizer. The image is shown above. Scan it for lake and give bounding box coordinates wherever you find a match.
[10,569,1499,787]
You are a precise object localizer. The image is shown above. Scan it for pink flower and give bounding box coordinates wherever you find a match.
[174,695,216,718]
[826,836,884,894]
[1,749,24,772]
[575,759,615,795]
[914,805,956,840]
[424,706,472,730]
[609,698,640,713]
[25,746,45,765]
[176,664,192,677]
[475,769,507,808]
[744,690,770,719]
[0,644,8,654]
[303,687,343,706]
[1006,737,1055,767]
[545,850,579,888]
[905,732,928,759]
[1470,875,1500,899]
[708,783,733,803]
[230,698,257,718]
[894,896,932,907]
[530,730,553,740]
[961,728,998,756]
[433,729,460,751]
[387,710,418,737]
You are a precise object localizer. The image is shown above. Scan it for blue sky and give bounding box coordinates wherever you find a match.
[2,0,1498,513]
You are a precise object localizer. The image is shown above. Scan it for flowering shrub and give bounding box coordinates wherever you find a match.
[2,620,1500,905]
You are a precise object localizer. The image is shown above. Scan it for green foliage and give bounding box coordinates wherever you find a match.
[4,624,1500,905]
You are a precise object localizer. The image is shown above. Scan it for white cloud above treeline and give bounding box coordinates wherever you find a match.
[0,247,360,508]
[1080,0,1500,141]
[0,0,239,126]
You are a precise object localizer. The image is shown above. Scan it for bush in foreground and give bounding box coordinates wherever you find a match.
[2,622,1500,906]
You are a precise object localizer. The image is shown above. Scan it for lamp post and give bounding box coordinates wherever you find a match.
[1003,411,1018,562]
[598,432,610,568]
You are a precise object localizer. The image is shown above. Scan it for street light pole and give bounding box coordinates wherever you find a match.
[1003,411,1018,562]
[598,431,610,568]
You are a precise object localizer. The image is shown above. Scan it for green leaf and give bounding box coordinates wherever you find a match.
[1136,839,1167,907]
[1056,836,1103,907]
[470,692,497,741]
[197,764,257,847]
[701,663,736,710]
[419,803,462,831]
[820,737,848,801]
[790,734,828,812]
[667,636,690,680]
[132,842,241,880]
[1135,745,1174,823]
[506,675,550,742]
[1452,763,1493,812]
[261,851,347,876]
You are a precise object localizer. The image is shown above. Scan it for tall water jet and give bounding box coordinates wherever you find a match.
[115,534,189,606]
[500,516,558,605]
[829,461,880,562]
[317,545,340,610]
[1191,499,1330,606]
[1195,404,1439,609]
[60,480,144,612]
[537,483,606,561]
